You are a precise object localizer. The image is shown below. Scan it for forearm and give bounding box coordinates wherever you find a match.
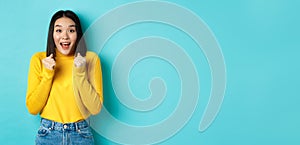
[75,76,102,114]
[73,67,103,115]
[26,69,54,115]
[73,67,102,115]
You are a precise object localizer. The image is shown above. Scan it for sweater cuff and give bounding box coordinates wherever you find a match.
[42,68,55,80]
[73,65,86,77]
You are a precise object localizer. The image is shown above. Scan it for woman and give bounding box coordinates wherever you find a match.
[26,10,103,145]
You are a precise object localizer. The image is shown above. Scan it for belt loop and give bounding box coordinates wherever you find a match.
[51,120,54,130]
[87,118,90,126]
[75,122,79,131]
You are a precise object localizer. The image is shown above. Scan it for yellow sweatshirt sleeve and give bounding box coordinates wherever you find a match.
[73,53,103,116]
[26,53,55,115]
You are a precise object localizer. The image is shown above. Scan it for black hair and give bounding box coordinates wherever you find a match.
[46,10,86,58]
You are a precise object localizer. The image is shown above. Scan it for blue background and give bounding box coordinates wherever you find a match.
[0,0,299,145]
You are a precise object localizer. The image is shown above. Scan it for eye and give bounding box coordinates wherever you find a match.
[69,29,76,33]
[55,29,62,33]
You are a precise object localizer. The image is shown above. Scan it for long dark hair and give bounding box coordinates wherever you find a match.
[46,10,86,58]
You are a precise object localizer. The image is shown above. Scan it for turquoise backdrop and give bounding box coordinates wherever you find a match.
[0,0,299,145]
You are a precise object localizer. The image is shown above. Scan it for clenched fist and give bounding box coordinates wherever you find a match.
[42,54,56,70]
[74,53,86,68]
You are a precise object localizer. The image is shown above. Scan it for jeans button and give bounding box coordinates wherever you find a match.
[64,125,67,129]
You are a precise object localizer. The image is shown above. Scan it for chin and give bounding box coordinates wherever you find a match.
[62,52,71,55]
[58,49,72,55]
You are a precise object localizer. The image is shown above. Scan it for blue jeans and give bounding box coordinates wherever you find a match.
[35,118,94,145]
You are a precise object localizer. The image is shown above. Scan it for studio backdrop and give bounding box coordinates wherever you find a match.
[0,0,299,145]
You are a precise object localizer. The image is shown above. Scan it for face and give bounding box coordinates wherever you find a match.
[53,17,77,55]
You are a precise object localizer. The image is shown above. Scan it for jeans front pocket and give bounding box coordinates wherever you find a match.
[77,126,93,138]
[37,126,50,137]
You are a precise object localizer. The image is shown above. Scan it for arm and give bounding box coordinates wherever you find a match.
[26,54,55,115]
[73,54,103,115]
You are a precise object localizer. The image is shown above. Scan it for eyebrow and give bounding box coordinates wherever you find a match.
[54,24,76,27]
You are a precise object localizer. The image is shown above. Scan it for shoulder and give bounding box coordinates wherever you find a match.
[30,52,46,62]
[31,52,46,59]
[86,51,98,58]
[28,52,45,69]
[86,51,100,60]
[85,51,101,67]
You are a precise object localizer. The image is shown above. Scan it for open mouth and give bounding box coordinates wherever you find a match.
[60,42,71,49]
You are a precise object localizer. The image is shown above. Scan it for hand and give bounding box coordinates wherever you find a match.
[74,53,86,68]
[42,54,56,70]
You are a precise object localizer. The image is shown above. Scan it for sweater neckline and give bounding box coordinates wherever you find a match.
[55,49,74,59]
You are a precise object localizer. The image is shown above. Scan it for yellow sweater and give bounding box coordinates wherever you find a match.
[26,50,103,123]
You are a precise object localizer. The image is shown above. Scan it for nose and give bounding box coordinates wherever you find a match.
[62,31,69,40]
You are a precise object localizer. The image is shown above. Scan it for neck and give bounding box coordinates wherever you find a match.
[55,49,74,59]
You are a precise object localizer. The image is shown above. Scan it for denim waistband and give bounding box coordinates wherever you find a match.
[40,118,89,131]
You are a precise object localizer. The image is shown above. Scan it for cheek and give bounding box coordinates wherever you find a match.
[71,35,77,42]
[53,34,60,42]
